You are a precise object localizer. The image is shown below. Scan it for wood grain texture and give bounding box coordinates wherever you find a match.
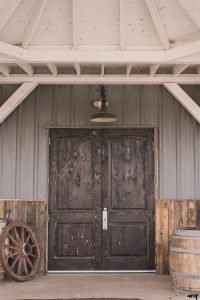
[156,199,200,274]
[0,199,47,275]
[169,228,200,292]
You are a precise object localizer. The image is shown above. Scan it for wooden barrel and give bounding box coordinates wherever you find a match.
[169,228,200,293]
[0,219,6,280]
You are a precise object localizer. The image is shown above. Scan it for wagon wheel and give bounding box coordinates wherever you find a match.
[0,222,41,282]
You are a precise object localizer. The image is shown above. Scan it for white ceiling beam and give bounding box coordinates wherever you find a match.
[145,0,170,49]
[0,42,28,61]
[0,64,11,76]
[22,0,48,48]
[173,64,189,76]
[47,63,57,75]
[74,63,81,76]
[163,83,200,123]
[0,0,21,32]
[4,49,165,63]
[126,64,132,76]
[167,40,200,61]
[18,63,34,76]
[1,46,200,64]
[1,75,200,85]
[0,82,38,125]
[149,64,160,76]
[177,0,200,29]
[119,0,124,50]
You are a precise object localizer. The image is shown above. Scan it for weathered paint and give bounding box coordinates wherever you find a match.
[0,84,199,200]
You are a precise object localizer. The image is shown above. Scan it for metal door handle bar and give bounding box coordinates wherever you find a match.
[102,208,108,230]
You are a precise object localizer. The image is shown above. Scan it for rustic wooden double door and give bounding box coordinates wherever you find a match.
[48,128,155,271]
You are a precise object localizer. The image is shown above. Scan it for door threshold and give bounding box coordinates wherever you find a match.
[48,270,156,274]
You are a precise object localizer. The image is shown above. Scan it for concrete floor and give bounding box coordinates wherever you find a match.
[0,274,190,300]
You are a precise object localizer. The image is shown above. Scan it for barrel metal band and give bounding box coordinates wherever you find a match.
[170,246,200,254]
[170,271,200,280]
[173,228,200,237]
[171,235,200,240]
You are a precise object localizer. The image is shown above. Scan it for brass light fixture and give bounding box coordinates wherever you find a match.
[90,85,118,123]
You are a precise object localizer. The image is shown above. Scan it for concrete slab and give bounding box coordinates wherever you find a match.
[0,274,190,300]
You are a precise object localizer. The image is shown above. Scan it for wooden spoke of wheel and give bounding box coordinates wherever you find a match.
[0,222,42,282]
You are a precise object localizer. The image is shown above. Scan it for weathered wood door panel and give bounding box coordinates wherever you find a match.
[48,128,155,270]
[48,129,101,270]
[101,129,155,270]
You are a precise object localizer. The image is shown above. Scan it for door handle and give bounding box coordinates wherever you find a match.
[102,208,108,230]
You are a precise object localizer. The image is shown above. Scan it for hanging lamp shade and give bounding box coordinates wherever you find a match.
[90,86,118,123]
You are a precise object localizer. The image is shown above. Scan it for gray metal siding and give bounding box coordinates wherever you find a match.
[0,85,199,200]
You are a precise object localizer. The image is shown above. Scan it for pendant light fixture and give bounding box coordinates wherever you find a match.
[90,85,118,123]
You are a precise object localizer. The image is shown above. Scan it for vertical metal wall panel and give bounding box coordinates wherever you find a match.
[0,85,199,200]
[159,87,178,199]
[108,85,124,125]
[123,85,141,126]
[140,85,158,127]
[54,85,72,127]
[36,86,53,199]
[179,109,196,199]
[72,85,90,126]
[16,93,35,198]
[0,112,17,198]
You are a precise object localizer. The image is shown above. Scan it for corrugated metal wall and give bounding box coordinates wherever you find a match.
[0,85,199,200]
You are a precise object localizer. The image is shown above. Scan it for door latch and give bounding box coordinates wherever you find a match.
[102,208,108,230]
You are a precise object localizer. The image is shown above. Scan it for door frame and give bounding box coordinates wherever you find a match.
[47,126,158,272]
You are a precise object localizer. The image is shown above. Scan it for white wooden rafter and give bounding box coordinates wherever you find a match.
[74,63,81,76]
[22,0,48,48]
[167,40,200,61]
[119,0,124,50]
[0,0,21,32]
[47,63,57,75]
[0,82,38,125]
[177,0,200,29]
[173,64,189,76]
[71,0,77,49]
[192,0,200,11]
[126,64,132,76]
[0,64,11,76]
[144,0,170,50]
[149,64,160,76]
[18,63,34,76]
[0,42,27,61]
[1,75,200,85]
[163,83,200,123]
[101,64,105,76]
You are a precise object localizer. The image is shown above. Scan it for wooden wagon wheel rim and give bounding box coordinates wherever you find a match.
[0,222,41,282]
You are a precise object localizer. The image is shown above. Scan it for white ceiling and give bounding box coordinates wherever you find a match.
[0,0,200,83]
[0,0,200,49]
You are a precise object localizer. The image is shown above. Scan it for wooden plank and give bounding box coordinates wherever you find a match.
[155,200,163,274]
[0,201,5,218]
[36,200,48,275]
[162,201,169,274]
[181,200,196,227]
[168,201,175,238]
